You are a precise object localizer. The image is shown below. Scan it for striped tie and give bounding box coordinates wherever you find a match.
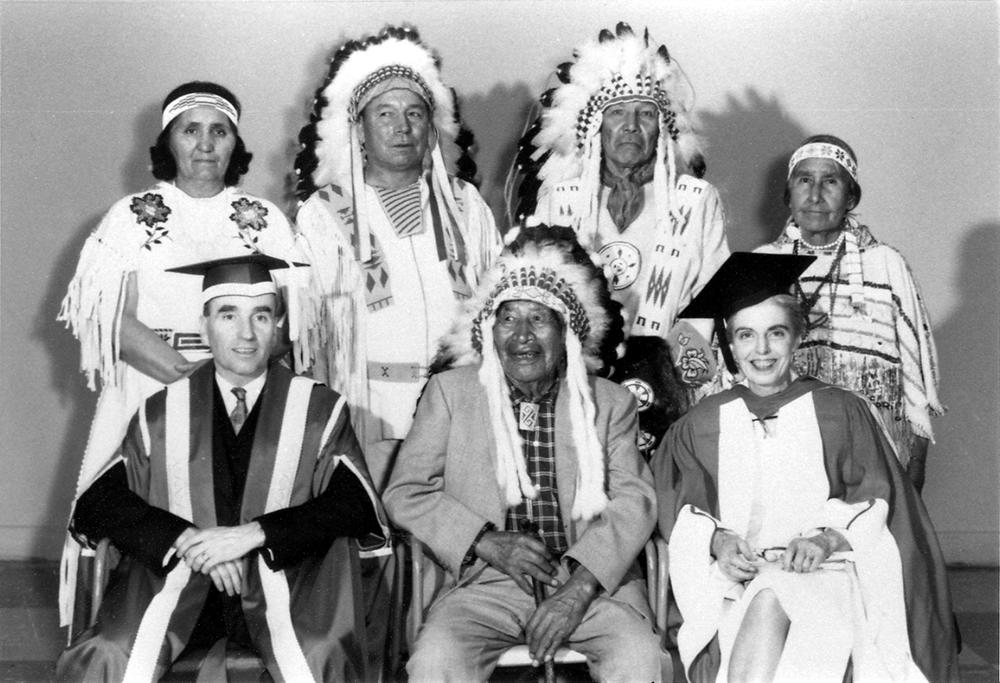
[230,387,248,434]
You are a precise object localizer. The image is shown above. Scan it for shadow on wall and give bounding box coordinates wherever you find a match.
[33,210,108,558]
[932,221,1000,561]
[269,33,353,214]
[35,101,165,559]
[697,88,807,251]
[458,81,536,231]
[120,102,162,195]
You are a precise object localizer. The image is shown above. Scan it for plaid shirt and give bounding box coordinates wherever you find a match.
[504,382,568,555]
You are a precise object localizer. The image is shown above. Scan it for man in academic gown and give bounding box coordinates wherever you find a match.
[57,254,390,682]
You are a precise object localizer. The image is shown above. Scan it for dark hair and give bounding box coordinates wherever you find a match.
[202,290,285,320]
[149,81,252,186]
[724,293,806,342]
[783,134,862,209]
[609,335,688,458]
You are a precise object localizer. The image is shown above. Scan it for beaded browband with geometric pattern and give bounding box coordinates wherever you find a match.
[470,265,591,354]
[576,73,678,150]
[349,65,435,120]
[787,141,859,182]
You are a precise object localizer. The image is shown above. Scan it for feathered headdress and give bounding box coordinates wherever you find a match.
[294,25,478,264]
[509,22,705,225]
[435,224,624,520]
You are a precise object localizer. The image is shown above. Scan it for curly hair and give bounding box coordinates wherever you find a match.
[149,81,252,186]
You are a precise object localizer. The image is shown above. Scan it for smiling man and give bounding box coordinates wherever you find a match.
[57,255,388,682]
[516,23,729,389]
[384,226,664,682]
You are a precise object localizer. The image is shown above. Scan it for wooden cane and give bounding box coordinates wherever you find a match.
[520,519,557,683]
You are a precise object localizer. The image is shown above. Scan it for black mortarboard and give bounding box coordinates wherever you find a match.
[166,253,305,304]
[678,252,816,373]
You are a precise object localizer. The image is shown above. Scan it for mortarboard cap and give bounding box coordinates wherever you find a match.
[679,252,815,321]
[678,252,815,374]
[167,253,306,305]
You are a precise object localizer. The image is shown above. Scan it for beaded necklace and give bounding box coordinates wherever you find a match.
[792,229,848,332]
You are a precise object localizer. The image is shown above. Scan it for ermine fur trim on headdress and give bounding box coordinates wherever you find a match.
[788,142,859,182]
[438,242,611,373]
[161,93,239,129]
[530,22,704,188]
[310,26,460,189]
[437,234,612,520]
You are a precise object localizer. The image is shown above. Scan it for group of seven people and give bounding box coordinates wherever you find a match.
[55,21,956,683]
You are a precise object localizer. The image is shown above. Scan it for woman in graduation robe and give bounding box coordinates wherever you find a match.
[655,253,957,683]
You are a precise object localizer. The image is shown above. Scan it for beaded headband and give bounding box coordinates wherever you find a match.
[787,142,859,182]
[161,92,239,130]
[350,65,435,120]
[576,76,678,149]
[300,26,462,192]
[470,265,591,355]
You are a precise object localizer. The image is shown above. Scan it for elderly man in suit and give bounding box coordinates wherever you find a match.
[384,225,663,682]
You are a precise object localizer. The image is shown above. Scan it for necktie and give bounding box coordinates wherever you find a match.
[230,387,248,434]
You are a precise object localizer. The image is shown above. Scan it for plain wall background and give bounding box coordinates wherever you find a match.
[1,0,997,564]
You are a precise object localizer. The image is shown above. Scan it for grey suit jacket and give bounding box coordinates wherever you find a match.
[383,365,656,605]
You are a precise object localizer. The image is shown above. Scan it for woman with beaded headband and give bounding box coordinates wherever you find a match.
[293,25,500,677]
[510,22,729,390]
[56,80,307,629]
[384,224,665,682]
[755,134,943,491]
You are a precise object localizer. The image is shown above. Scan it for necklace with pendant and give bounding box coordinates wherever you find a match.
[518,401,540,431]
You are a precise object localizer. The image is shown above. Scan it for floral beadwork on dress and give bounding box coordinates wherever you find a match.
[678,347,711,384]
[230,197,269,231]
[229,197,269,250]
[130,193,172,250]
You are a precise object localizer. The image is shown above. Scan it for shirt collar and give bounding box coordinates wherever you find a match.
[507,377,560,404]
[215,370,267,415]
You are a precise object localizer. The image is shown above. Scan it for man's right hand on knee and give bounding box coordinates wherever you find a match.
[474,530,559,594]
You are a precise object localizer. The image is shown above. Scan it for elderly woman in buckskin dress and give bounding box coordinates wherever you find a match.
[57,80,307,629]
[755,135,943,491]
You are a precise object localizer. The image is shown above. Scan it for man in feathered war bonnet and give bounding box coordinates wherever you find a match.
[384,225,666,682]
[292,24,501,675]
[513,23,731,453]
[294,25,500,486]
[57,254,389,682]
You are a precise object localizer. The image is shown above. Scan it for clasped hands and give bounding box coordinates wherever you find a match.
[474,530,598,667]
[167,523,266,597]
[711,528,849,582]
